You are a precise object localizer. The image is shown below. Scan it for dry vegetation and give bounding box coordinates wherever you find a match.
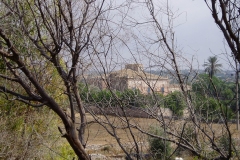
[81,113,240,158]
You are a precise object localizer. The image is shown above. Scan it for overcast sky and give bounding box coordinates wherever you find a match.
[109,0,233,71]
[170,0,232,70]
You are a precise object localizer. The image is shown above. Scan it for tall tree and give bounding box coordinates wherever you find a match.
[203,56,222,78]
[205,0,240,133]
[0,0,114,159]
[205,0,240,62]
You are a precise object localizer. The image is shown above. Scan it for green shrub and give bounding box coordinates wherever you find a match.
[148,126,172,159]
[196,97,234,121]
[57,142,77,160]
[101,146,111,152]
[217,134,236,156]
[175,124,196,157]
[164,91,186,116]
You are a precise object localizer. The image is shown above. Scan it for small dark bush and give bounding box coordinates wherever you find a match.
[148,126,172,159]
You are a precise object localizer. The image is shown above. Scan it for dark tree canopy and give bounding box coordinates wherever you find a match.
[203,56,222,78]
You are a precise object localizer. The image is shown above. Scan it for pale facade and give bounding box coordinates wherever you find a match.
[127,79,169,94]
[87,64,173,95]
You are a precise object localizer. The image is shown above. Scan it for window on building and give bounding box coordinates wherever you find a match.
[161,86,164,94]
[148,87,150,93]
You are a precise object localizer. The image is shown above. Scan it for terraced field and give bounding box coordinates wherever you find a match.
[81,113,240,159]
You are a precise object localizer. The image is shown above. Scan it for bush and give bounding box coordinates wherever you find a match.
[175,124,196,158]
[56,142,77,160]
[79,83,146,107]
[148,126,172,159]
[164,91,186,117]
[218,134,234,156]
[196,97,234,121]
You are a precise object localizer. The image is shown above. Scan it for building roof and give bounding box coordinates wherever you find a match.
[83,64,168,81]
[109,68,168,80]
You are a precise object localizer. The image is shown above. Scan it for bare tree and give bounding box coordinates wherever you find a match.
[205,0,240,62]
[83,0,240,159]
[1,0,239,159]
[0,0,120,159]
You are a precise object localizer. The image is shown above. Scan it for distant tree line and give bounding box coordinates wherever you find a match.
[79,71,237,121]
[192,74,235,120]
[79,83,187,117]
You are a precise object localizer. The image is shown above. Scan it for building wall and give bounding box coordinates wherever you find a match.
[86,75,183,95]
[109,76,128,91]
[86,77,107,90]
[127,78,170,95]
[125,64,143,72]
[85,64,181,95]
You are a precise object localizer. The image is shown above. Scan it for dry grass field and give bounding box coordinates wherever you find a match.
[84,114,156,158]
[81,113,240,159]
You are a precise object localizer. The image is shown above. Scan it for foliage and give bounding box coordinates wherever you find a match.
[203,56,222,78]
[218,134,231,156]
[0,45,67,159]
[0,0,109,158]
[175,124,196,158]
[80,83,188,118]
[148,126,172,159]
[196,97,234,120]
[55,142,77,160]
[193,74,235,120]
[0,99,62,159]
[216,134,240,159]
[0,95,79,159]
[79,83,143,107]
[192,74,234,99]
[164,91,186,116]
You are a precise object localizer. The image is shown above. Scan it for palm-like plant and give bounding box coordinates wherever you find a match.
[203,56,222,78]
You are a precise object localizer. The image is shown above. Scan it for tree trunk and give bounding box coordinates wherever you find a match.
[65,123,90,160]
